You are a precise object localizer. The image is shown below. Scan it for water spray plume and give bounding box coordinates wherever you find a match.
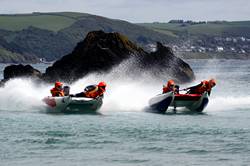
[0,78,50,111]
[0,59,249,113]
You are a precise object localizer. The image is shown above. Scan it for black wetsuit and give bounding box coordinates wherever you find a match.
[186,83,202,94]
[70,85,97,97]
[74,92,86,97]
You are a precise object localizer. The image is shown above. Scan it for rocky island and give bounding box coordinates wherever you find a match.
[1,31,195,85]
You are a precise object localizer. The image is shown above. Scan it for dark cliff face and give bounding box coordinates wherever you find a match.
[43,30,147,82]
[140,42,195,83]
[43,31,195,83]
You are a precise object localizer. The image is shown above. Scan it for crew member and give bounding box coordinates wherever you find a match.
[73,81,107,98]
[186,79,216,95]
[50,81,64,97]
[163,80,178,94]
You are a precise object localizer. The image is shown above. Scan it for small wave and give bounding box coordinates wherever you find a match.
[185,149,210,154]
[136,146,165,152]
[208,96,250,111]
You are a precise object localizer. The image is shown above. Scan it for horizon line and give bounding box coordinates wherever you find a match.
[0,11,249,23]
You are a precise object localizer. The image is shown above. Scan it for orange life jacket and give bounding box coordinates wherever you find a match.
[85,86,105,98]
[163,86,173,93]
[194,81,211,94]
[50,87,64,97]
[163,82,177,93]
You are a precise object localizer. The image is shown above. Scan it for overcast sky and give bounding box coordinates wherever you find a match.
[1,0,249,22]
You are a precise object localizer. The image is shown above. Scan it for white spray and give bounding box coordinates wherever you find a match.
[0,78,50,111]
[0,59,249,112]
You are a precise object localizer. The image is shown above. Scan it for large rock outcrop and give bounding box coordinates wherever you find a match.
[1,31,195,84]
[43,30,147,82]
[43,30,194,83]
[142,42,195,82]
[3,64,42,81]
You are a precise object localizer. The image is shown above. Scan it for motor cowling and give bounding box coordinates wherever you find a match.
[63,86,70,96]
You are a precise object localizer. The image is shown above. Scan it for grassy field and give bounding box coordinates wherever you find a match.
[1,12,249,62]
[0,47,37,63]
[0,12,177,63]
[139,21,250,36]
[0,12,90,32]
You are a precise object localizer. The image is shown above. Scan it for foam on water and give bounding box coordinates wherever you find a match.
[0,78,50,111]
[71,76,159,112]
[188,59,250,112]
[0,58,163,112]
[1,76,249,113]
[0,59,249,112]
[208,96,250,111]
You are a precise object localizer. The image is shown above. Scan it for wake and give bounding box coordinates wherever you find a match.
[0,78,50,111]
[0,59,249,113]
[208,96,250,111]
[0,76,249,113]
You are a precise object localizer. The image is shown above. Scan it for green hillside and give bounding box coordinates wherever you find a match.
[0,12,176,63]
[0,47,38,63]
[1,12,249,63]
[138,21,250,37]
[0,12,91,32]
[139,21,250,59]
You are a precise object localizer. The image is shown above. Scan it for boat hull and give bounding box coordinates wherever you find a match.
[148,92,209,113]
[148,92,174,113]
[170,92,209,112]
[43,96,103,113]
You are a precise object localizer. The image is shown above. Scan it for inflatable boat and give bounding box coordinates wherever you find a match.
[148,92,175,113]
[42,96,103,113]
[149,92,209,113]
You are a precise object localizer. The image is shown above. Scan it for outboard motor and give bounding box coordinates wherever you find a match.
[63,86,70,96]
[175,85,180,94]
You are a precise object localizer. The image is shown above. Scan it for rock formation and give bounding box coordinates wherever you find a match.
[1,31,195,85]
[141,42,195,83]
[43,30,147,82]
[3,64,42,81]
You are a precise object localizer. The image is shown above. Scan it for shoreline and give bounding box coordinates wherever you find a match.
[2,52,250,64]
[176,52,250,60]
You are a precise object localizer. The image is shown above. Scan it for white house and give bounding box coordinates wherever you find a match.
[216,46,224,52]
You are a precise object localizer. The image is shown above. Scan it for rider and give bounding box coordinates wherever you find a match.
[73,81,107,98]
[50,81,64,97]
[163,80,179,94]
[185,79,216,95]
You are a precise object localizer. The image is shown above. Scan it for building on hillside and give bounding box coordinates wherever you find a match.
[233,38,238,43]
[230,47,236,52]
[216,46,224,52]
[226,37,232,42]
[241,37,246,42]
[240,49,246,53]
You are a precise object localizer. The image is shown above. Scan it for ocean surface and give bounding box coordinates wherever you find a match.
[0,59,250,166]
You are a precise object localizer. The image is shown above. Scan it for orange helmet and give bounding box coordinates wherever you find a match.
[55,81,63,88]
[209,79,216,87]
[167,80,175,86]
[98,81,107,87]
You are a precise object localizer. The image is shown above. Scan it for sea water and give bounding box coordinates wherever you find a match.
[0,59,250,166]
